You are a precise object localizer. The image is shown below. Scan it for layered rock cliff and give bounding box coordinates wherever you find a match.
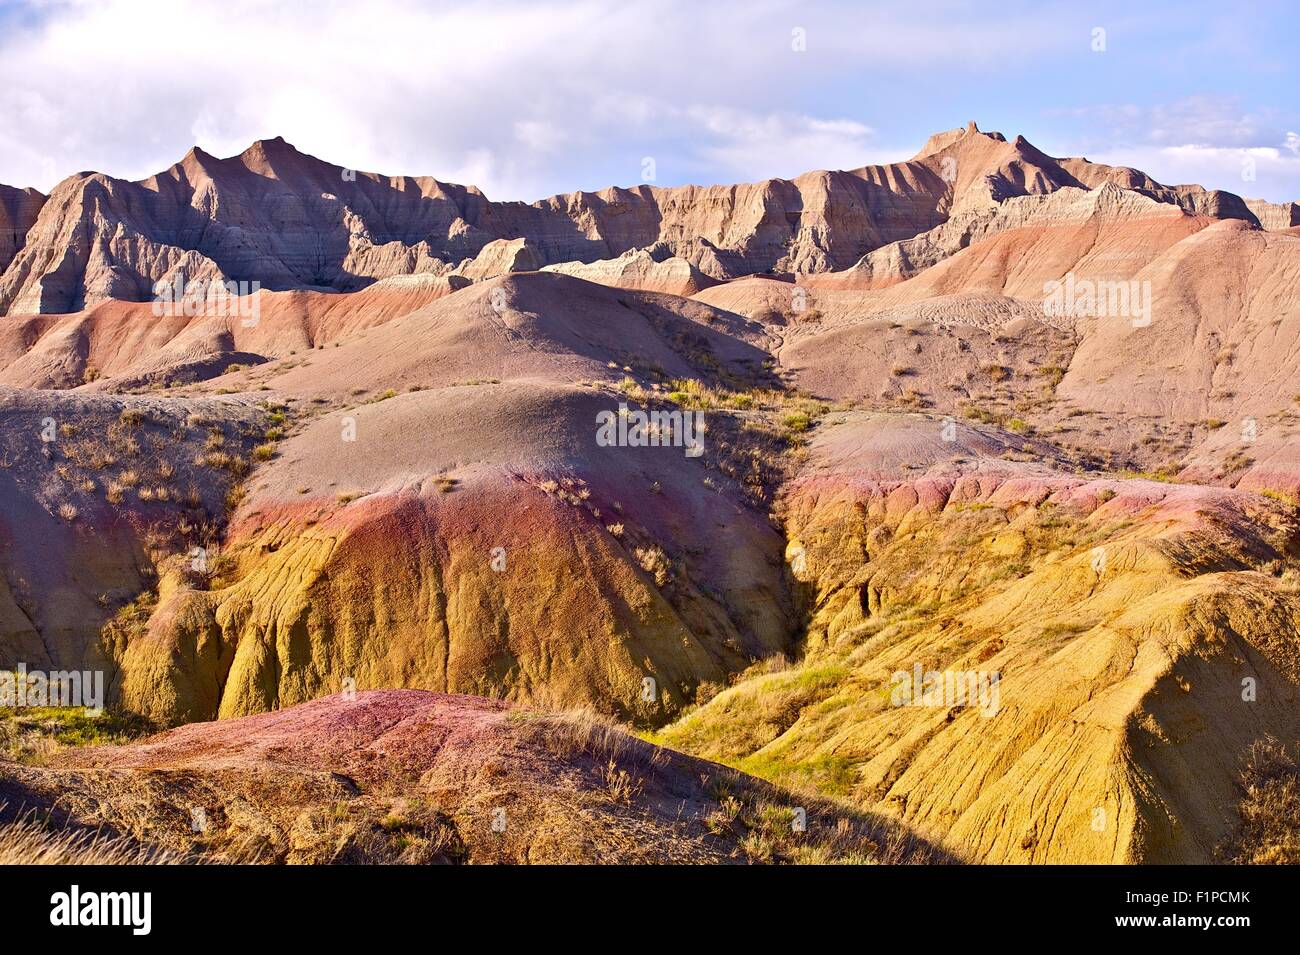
[4,121,1288,316]
[0,184,45,274]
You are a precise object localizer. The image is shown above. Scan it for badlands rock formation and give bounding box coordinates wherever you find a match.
[0,185,44,273]
[1,122,1297,865]
[3,274,795,727]
[806,183,1191,289]
[542,245,718,296]
[453,237,542,282]
[656,414,1300,863]
[1246,198,1300,230]
[7,121,1290,316]
[1054,155,1264,223]
[0,274,469,391]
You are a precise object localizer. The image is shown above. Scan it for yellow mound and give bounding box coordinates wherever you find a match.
[656,424,1300,863]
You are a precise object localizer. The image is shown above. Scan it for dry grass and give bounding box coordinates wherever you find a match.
[634,544,671,586]
[509,708,940,864]
[602,758,644,804]
[1222,736,1300,864]
[0,816,181,865]
[733,800,928,865]
[509,708,646,767]
[696,773,942,865]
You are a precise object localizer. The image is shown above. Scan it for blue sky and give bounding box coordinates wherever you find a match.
[1,0,1298,202]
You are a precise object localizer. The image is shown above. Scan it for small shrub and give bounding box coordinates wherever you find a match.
[782,412,811,433]
[635,545,671,586]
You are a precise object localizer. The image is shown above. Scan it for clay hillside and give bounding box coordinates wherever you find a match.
[0,122,1297,865]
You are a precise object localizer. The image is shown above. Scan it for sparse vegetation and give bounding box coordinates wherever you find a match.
[634,544,671,586]
[782,411,811,433]
[1,704,154,764]
[1221,737,1300,864]
[0,819,179,865]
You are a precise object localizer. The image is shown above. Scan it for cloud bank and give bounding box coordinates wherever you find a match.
[1,0,1297,203]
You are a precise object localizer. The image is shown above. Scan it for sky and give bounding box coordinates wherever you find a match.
[1,0,1298,203]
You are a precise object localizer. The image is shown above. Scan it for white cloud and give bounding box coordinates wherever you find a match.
[514,121,566,155]
[1048,96,1279,148]
[0,0,876,197]
[3,0,1290,204]
[0,0,1080,198]
[1049,97,1300,201]
[683,107,881,181]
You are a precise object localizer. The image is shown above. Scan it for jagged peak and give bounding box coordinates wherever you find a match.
[169,145,221,181]
[240,135,297,157]
[235,136,324,177]
[913,121,1011,160]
